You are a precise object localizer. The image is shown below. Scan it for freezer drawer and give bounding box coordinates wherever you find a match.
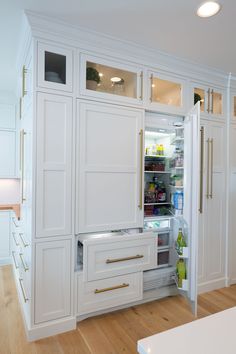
[77,272,143,315]
[82,232,156,281]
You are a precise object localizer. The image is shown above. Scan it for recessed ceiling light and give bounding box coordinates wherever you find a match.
[110,77,122,83]
[197,1,221,18]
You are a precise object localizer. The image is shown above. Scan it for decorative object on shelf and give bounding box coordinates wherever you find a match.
[86,67,101,90]
[194,92,202,105]
[45,71,63,83]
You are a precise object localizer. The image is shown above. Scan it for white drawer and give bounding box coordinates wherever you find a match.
[83,233,156,281]
[77,272,142,315]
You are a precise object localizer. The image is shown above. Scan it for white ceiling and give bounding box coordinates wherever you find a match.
[1,0,235,95]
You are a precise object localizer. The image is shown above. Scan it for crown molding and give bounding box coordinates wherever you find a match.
[24,10,229,87]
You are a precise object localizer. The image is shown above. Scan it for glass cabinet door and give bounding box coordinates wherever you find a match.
[234,96,236,118]
[194,87,206,113]
[211,89,223,115]
[81,54,143,103]
[38,42,73,92]
[150,73,184,109]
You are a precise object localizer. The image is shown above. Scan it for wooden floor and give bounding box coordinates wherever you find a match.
[1,265,236,354]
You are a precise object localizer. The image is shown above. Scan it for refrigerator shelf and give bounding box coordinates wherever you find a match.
[171,137,184,145]
[173,275,189,291]
[144,170,171,174]
[175,246,189,259]
[144,202,171,206]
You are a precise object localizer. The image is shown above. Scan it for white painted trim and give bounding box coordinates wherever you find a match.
[0,258,11,265]
[198,278,227,294]
[27,317,76,341]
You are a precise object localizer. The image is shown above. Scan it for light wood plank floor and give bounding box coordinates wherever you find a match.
[1,265,236,354]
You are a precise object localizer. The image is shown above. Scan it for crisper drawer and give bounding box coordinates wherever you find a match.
[82,233,156,281]
[77,272,142,315]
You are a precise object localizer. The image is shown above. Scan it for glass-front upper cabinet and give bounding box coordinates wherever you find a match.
[231,91,236,121]
[79,54,143,105]
[37,42,73,92]
[193,84,224,118]
[147,71,187,114]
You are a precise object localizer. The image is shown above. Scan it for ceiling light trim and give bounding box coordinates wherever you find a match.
[197,1,221,18]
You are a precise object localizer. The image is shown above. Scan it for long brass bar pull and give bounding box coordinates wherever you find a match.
[12,251,19,269]
[206,138,210,199]
[210,138,214,198]
[211,89,214,114]
[106,254,144,264]
[139,71,143,100]
[207,88,211,113]
[19,233,29,248]
[199,127,204,213]
[21,130,26,203]
[19,278,28,302]
[19,253,29,272]
[94,283,129,294]
[12,232,19,246]
[22,65,27,97]
[138,129,144,210]
[150,74,153,102]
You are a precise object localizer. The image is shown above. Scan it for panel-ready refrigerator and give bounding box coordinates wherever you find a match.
[143,103,201,315]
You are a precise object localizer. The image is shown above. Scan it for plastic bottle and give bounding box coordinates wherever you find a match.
[159,144,164,156]
[176,228,186,255]
[176,259,186,288]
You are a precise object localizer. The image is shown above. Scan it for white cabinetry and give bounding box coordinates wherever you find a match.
[35,239,72,323]
[0,211,11,264]
[36,93,73,238]
[76,100,144,233]
[229,124,236,284]
[198,120,226,292]
[0,103,17,178]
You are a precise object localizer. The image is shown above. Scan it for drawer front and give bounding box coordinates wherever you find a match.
[77,272,142,315]
[84,235,156,281]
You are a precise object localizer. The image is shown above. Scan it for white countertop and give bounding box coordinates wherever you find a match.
[138,306,236,354]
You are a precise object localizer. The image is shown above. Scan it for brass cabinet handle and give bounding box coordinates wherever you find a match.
[139,71,143,100]
[21,130,26,203]
[19,97,22,120]
[19,253,29,272]
[206,138,210,199]
[210,138,214,198]
[12,217,19,228]
[19,278,28,302]
[138,129,143,209]
[94,283,129,294]
[207,88,211,113]
[150,74,153,102]
[19,233,29,248]
[12,251,19,269]
[12,232,19,246]
[211,89,214,114]
[199,127,204,213]
[22,65,27,97]
[106,254,144,264]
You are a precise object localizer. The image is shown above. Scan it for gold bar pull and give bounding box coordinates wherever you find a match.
[207,88,211,113]
[19,233,29,248]
[12,232,19,246]
[19,253,29,272]
[106,254,144,264]
[12,217,19,228]
[12,251,19,269]
[94,283,129,294]
[199,127,204,213]
[139,71,143,100]
[150,74,153,102]
[19,97,22,120]
[138,129,143,210]
[19,278,29,302]
[206,138,210,199]
[21,130,26,203]
[22,65,27,97]
[210,138,214,198]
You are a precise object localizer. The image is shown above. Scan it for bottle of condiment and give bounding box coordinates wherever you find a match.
[176,259,186,288]
[176,228,186,255]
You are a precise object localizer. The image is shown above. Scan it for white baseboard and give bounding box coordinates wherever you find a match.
[198,278,227,294]
[0,258,11,266]
[27,317,77,341]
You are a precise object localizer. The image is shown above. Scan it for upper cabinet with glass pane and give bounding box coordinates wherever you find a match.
[231,92,236,121]
[147,71,187,114]
[37,42,73,92]
[79,54,143,105]
[193,83,225,118]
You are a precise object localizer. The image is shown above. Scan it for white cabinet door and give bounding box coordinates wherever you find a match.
[229,124,236,284]
[76,100,144,233]
[0,104,15,129]
[36,93,73,238]
[35,239,71,324]
[0,130,16,177]
[0,211,11,264]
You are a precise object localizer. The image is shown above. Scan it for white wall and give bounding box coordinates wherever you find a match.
[0,179,20,204]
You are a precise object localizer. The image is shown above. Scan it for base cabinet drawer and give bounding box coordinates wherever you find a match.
[83,233,156,281]
[77,272,143,315]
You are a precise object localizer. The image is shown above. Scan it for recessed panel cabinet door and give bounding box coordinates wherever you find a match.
[35,240,71,324]
[36,93,73,237]
[76,100,144,233]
